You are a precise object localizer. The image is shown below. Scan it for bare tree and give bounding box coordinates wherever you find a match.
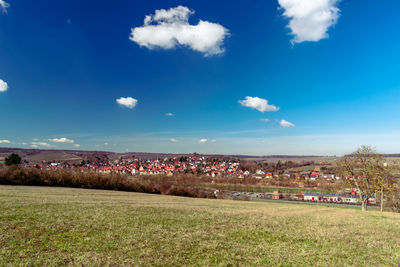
[338,146,390,211]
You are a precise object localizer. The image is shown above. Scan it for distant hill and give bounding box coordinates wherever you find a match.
[0,148,200,164]
[1,147,399,164]
[0,148,112,164]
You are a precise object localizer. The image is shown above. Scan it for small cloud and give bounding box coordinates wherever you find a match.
[199,138,208,143]
[48,137,74,143]
[73,144,81,148]
[170,138,178,143]
[165,112,175,117]
[0,139,11,144]
[31,142,55,148]
[210,139,217,143]
[0,79,8,92]
[20,142,27,145]
[130,6,229,56]
[278,0,340,44]
[104,142,109,146]
[32,138,40,141]
[260,118,270,122]
[280,119,295,128]
[0,0,10,13]
[116,97,138,109]
[239,96,280,113]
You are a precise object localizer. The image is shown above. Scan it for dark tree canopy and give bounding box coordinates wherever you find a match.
[5,153,22,166]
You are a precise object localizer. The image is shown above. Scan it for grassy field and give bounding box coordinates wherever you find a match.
[0,186,399,266]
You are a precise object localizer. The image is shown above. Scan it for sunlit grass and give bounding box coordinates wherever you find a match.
[0,185,399,266]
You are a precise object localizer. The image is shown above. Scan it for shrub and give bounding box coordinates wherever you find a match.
[0,167,214,200]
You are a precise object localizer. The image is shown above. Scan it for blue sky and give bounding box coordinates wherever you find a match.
[1,0,400,155]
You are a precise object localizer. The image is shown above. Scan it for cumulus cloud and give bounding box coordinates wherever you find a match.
[0,79,8,92]
[48,137,74,143]
[278,0,340,43]
[260,118,270,122]
[31,142,54,148]
[280,119,295,128]
[0,0,9,13]
[74,144,81,148]
[0,139,11,144]
[165,112,175,117]
[199,138,208,143]
[130,6,229,56]
[170,138,178,143]
[116,97,138,109]
[239,96,280,113]
[104,142,109,146]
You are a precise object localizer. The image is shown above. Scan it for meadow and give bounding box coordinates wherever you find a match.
[1,185,399,266]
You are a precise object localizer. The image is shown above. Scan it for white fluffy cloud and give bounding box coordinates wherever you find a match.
[0,139,11,144]
[165,112,175,117]
[116,97,138,109]
[0,0,9,13]
[170,138,178,143]
[278,0,340,43]
[130,6,229,56]
[199,138,208,143]
[0,79,8,92]
[31,142,54,148]
[239,96,280,113]
[48,137,74,143]
[280,119,295,128]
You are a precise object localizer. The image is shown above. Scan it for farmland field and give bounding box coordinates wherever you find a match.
[0,185,399,266]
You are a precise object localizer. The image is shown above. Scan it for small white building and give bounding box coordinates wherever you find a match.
[304,193,321,202]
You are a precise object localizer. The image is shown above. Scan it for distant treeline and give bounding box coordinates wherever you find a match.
[384,154,400,157]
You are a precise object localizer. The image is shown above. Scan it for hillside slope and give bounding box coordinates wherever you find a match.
[0,186,399,266]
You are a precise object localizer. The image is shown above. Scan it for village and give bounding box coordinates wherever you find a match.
[9,154,342,182]
[0,152,385,206]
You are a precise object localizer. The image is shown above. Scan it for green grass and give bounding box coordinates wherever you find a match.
[0,185,399,266]
[193,183,325,193]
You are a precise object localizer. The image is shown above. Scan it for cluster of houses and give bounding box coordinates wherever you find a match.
[303,192,376,204]
[13,155,344,181]
[253,166,339,181]
[26,156,248,177]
